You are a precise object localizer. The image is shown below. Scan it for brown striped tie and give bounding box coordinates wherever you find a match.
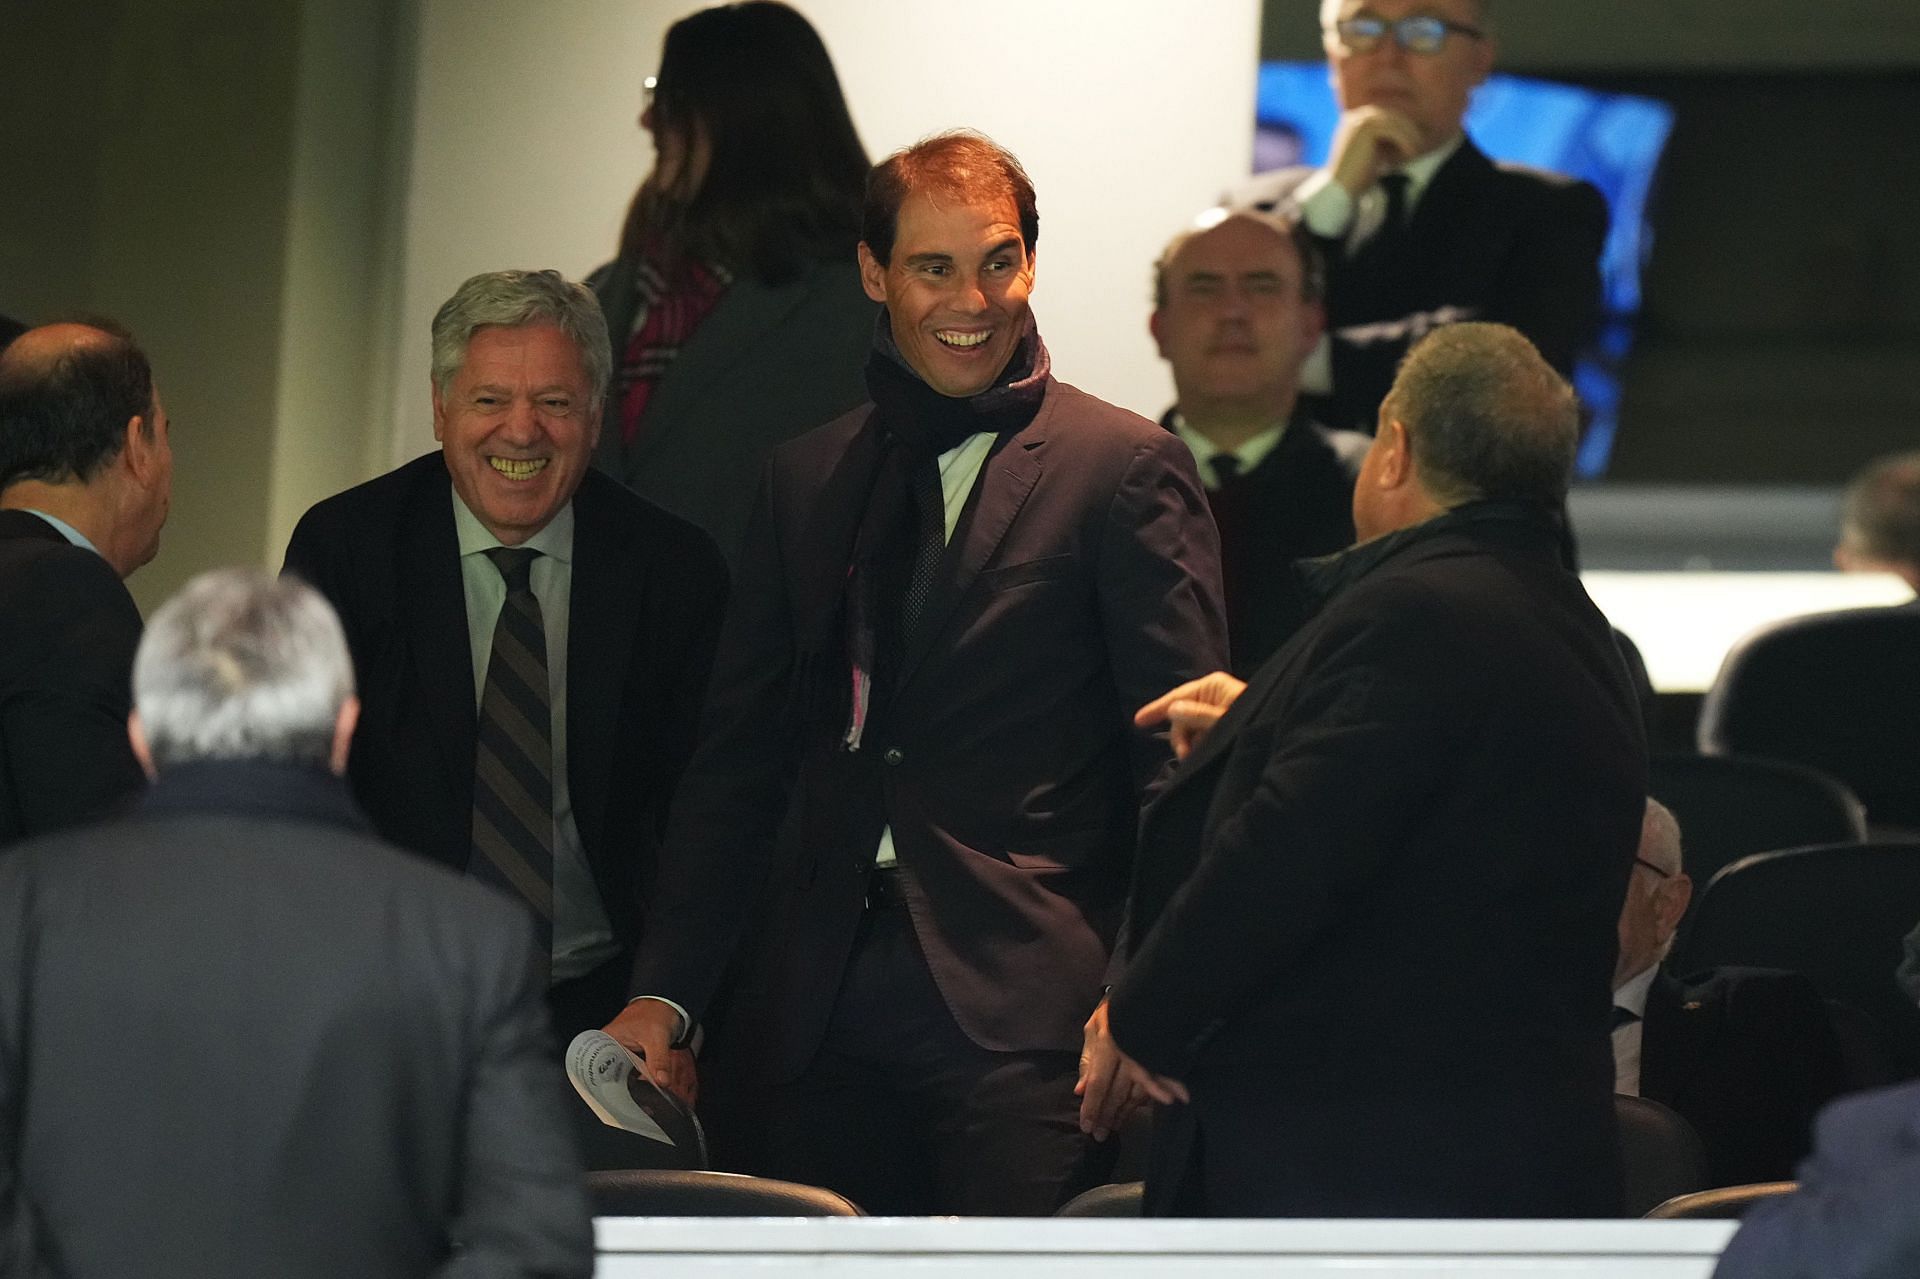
[470,546,554,976]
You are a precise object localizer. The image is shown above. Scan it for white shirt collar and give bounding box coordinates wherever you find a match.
[1613,961,1660,1017]
[1394,132,1466,211]
[451,489,574,565]
[18,509,101,557]
[1170,413,1288,487]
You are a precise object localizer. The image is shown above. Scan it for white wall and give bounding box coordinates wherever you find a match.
[385,0,1262,460]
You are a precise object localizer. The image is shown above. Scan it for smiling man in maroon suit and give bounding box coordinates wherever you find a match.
[606,131,1227,1215]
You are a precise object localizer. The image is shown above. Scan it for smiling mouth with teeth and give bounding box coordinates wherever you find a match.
[935,330,992,349]
[489,456,550,480]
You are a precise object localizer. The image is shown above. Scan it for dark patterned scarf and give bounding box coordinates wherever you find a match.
[790,309,1051,747]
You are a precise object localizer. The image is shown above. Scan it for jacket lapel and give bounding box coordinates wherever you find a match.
[565,477,636,862]
[895,422,1044,688]
[397,474,477,816]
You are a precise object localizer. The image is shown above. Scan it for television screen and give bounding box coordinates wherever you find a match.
[1256,64,1675,478]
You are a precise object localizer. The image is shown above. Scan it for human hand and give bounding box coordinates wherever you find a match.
[603,998,699,1106]
[1325,105,1424,197]
[1078,1000,1192,1129]
[1134,671,1248,760]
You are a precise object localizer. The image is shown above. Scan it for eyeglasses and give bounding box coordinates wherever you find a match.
[1632,856,1673,880]
[1331,14,1485,56]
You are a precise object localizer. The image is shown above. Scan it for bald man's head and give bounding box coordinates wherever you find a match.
[0,323,157,490]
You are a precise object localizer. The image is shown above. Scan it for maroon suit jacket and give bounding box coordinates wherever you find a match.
[632,375,1228,1080]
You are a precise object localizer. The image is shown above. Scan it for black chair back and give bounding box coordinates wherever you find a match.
[1645,1182,1797,1220]
[1616,1094,1707,1218]
[1054,1181,1144,1217]
[1698,606,1920,827]
[1670,842,1920,1075]
[586,1169,864,1217]
[1649,753,1867,889]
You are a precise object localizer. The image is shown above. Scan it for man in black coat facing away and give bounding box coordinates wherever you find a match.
[0,322,173,844]
[1110,322,1645,1217]
[0,569,590,1279]
[606,130,1228,1215]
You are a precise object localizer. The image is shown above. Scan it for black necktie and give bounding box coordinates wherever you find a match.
[1209,454,1243,489]
[1350,172,1412,286]
[901,458,946,648]
[1611,1005,1640,1031]
[470,546,554,975]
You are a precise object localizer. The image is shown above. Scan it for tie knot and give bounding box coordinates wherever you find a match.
[1209,453,1243,488]
[1611,1005,1640,1031]
[1379,173,1411,225]
[484,546,539,593]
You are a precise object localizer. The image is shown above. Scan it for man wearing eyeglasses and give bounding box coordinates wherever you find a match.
[1614,799,1850,1188]
[1232,0,1608,437]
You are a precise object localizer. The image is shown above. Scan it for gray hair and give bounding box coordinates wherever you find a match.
[1840,451,1920,572]
[1382,322,1577,509]
[1320,0,1492,34]
[429,269,611,411]
[134,569,354,771]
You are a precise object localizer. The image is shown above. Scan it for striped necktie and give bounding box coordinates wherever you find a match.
[470,546,554,975]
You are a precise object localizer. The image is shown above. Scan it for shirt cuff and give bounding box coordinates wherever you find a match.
[1296,169,1355,240]
[627,994,691,1046]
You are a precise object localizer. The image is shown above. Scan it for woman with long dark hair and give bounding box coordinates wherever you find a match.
[589,1,875,561]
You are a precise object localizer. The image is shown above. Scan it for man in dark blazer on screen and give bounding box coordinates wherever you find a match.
[1230,0,1607,435]
[1111,323,1645,1218]
[284,269,727,1044]
[605,131,1228,1216]
[0,322,172,844]
[0,570,590,1279]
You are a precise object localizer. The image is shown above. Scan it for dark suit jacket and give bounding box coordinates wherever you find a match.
[0,760,591,1279]
[1111,504,1646,1217]
[1712,1081,1920,1279]
[282,454,728,957]
[1164,411,1361,675]
[1641,967,1851,1188]
[632,377,1228,1081]
[0,509,144,844]
[591,254,878,564]
[1232,137,1608,434]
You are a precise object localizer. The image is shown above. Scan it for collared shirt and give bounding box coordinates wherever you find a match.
[872,429,997,868]
[19,509,101,556]
[1170,413,1287,490]
[1290,134,1467,394]
[451,494,618,983]
[1612,961,1660,1096]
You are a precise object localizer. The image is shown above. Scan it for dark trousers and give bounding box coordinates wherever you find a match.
[708,889,1103,1215]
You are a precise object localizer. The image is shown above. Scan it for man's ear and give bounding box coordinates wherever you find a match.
[1300,297,1327,350]
[329,696,361,776]
[1655,872,1694,942]
[1376,418,1413,489]
[857,242,888,304]
[430,377,448,443]
[121,414,160,487]
[1148,309,1169,359]
[127,710,158,782]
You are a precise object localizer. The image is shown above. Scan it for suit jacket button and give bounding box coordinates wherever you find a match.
[883,748,904,766]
